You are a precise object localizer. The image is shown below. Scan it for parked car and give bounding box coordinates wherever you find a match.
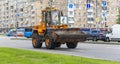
[80,28,107,41]
[14,28,24,37]
[87,29,99,41]
[6,29,16,36]
[80,28,91,34]
[90,29,107,41]
[106,24,120,42]
[24,28,32,38]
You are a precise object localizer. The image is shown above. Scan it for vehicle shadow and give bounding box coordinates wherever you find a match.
[29,46,86,52]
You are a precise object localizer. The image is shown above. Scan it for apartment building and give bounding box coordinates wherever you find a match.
[106,0,119,27]
[0,0,17,32]
[16,0,47,27]
[53,0,103,28]
[55,0,119,28]
[0,0,119,32]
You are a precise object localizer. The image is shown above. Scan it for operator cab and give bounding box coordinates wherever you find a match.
[42,8,67,26]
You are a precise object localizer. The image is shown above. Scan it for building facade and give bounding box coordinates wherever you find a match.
[0,0,18,32]
[0,0,119,32]
[54,0,119,28]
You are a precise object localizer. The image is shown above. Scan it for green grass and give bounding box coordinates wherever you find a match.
[0,47,120,64]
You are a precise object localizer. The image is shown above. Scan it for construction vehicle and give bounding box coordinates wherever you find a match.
[32,7,88,49]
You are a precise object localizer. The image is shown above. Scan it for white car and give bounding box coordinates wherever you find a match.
[106,24,120,42]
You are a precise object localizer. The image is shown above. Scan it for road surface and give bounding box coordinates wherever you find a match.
[0,36,120,62]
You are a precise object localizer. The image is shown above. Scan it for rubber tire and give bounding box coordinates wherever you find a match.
[55,43,61,47]
[66,42,78,49]
[92,37,97,41]
[26,37,30,38]
[45,35,55,49]
[102,39,106,42]
[32,33,42,48]
[106,37,110,42]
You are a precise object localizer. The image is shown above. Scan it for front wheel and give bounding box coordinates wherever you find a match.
[55,43,61,48]
[106,37,110,42]
[66,42,78,49]
[92,37,97,41]
[32,33,42,48]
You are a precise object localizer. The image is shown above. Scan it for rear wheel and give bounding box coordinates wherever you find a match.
[102,39,106,42]
[55,43,61,47]
[66,42,78,49]
[32,33,42,48]
[106,37,110,42]
[92,37,97,41]
[26,37,30,38]
[45,35,55,49]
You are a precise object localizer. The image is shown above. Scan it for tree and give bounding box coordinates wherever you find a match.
[117,9,120,24]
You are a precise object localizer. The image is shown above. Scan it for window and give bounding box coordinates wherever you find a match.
[79,18,81,21]
[45,11,51,25]
[32,11,35,14]
[7,16,9,18]
[11,6,13,9]
[25,28,32,32]
[20,8,23,12]
[31,6,33,10]
[102,7,107,10]
[40,7,42,9]
[88,12,92,15]
[88,18,94,21]
[69,0,74,2]
[15,10,17,13]
[21,18,23,21]
[87,0,92,3]
[79,13,81,15]
[40,0,43,4]
[6,7,9,10]
[75,4,79,8]
[32,17,35,20]
[6,3,8,6]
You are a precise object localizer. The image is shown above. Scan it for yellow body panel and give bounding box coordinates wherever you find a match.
[33,21,46,35]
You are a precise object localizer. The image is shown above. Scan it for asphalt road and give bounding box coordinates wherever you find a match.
[0,36,120,62]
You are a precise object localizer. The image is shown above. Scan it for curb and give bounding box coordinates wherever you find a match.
[84,41,120,45]
[10,38,31,40]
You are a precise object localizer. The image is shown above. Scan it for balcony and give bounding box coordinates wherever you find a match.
[87,9,94,12]
[31,14,35,17]
[87,15,94,18]
[90,3,94,6]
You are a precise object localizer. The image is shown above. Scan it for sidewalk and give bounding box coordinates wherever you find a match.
[10,37,31,40]
[85,40,120,45]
